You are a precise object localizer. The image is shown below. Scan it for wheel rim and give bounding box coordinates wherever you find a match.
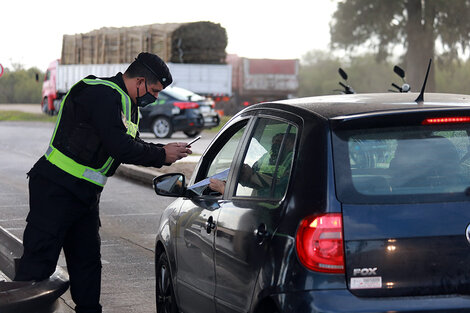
[157,263,174,313]
[153,118,170,138]
[42,99,48,113]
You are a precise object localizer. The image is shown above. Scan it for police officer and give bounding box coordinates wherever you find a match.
[14,52,191,313]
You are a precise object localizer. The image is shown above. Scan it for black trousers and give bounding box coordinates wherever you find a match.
[15,173,102,313]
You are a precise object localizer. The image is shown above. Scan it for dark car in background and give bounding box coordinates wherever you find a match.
[139,86,220,138]
[153,92,470,313]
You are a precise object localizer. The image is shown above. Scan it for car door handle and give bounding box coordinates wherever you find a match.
[254,223,269,243]
[205,216,216,234]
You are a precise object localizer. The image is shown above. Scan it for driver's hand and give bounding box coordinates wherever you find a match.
[209,178,226,194]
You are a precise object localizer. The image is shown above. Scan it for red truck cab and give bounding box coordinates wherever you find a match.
[41,59,59,115]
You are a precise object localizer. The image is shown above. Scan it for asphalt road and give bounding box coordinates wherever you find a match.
[0,120,212,312]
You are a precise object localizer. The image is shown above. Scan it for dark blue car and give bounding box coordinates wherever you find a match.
[139,86,220,138]
[153,92,470,313]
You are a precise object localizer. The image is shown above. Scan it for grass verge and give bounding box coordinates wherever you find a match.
[0,111,57,122]
[206,115,232,133]
[0,110,232,132]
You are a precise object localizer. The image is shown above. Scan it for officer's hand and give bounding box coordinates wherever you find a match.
[163,142,192,164]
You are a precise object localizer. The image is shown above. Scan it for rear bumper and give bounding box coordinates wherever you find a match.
[273,289,470,313]
[202,113,220,128]
[172,114,204,132]
[172,109,219,131]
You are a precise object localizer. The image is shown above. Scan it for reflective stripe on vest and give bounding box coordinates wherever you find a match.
[257,151,293,178]
[45,78,138,187]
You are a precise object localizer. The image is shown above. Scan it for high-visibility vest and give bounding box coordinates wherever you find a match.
[257,151,293,178]
[44,78,139,187]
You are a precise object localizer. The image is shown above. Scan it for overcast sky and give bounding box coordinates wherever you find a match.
[0,0,337,70]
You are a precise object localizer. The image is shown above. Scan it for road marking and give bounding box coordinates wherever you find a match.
[3,227,24,231]
[0,218,26,222]
[102,212,159,217]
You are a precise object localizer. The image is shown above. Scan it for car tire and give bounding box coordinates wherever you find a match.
[156,253,178,313]
[183,130,201,138]
[53,99,62,114]
[42,97,49,114]
[152,116,173,138]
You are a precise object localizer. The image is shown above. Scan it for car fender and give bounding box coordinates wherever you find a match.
[249,213,346,312]
[149,111,173,121]
[155,198,185,294]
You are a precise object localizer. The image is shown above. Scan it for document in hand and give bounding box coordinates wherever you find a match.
[187,168,230,195]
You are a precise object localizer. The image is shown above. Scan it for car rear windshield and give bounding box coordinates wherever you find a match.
[333,124,470,204]
[164,87,205,102]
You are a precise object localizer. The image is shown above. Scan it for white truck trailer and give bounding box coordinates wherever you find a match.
[41,59,232,114]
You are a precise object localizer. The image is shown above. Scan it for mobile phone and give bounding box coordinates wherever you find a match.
[186,136,201,147]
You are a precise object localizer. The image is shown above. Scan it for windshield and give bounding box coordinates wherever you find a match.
[163,86,205,102]
[333,124,470,204]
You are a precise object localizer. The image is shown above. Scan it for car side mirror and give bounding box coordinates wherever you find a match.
[153,173,186,197]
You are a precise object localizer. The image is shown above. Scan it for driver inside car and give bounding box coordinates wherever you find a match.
[209,133,295,197]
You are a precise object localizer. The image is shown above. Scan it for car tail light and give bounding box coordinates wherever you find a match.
[422,116,470,125]
[296,213,345,273]
[174,102,199,109]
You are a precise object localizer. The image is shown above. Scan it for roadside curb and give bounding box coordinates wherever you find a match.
[0,227,69,313]
[116,159,199,187]
[115,164,164,187]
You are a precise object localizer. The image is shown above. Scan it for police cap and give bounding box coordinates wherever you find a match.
[135,52,173,88]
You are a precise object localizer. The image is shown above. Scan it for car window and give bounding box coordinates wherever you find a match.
[235,118,297,199]
[189,121,248,196]
[163,86,205,102]
[333,125,470,204]
[207,126,246,178]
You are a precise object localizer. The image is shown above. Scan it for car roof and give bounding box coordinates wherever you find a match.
[262,93,470,120]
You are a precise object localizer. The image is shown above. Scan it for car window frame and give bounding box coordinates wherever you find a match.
[190,114,255,199]
[225,109,302,203]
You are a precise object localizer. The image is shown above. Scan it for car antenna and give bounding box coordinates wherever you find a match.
[337,68,355,94]
[415,58,432,104]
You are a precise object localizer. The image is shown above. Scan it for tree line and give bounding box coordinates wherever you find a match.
[298,51,470,97]
[0,64,43,104]
[330,0,470,92]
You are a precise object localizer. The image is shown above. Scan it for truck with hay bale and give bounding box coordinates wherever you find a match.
[41,21,232,114]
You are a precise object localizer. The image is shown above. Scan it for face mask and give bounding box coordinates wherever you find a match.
[136,81,157,107]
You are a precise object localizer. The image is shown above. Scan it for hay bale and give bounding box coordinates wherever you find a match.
[61,21,227,65]
[61,23,182,64]
[170,21,227,64]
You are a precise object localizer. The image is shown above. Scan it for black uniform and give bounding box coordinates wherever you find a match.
[15,73,166,313]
